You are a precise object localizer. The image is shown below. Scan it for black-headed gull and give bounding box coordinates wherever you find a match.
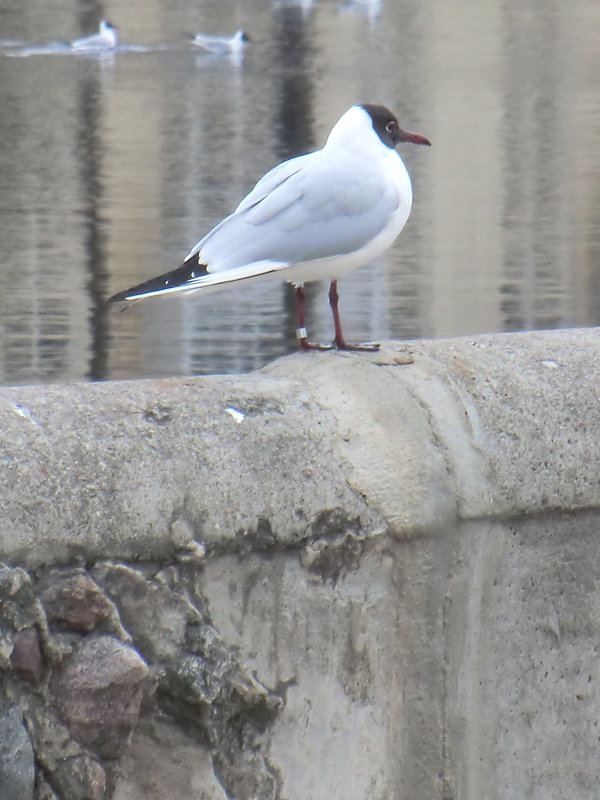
[70,20,118,51]
[109,104,430,351]
[191,29,250,56]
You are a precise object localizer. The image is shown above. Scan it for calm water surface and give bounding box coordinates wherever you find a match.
[1,0,599,384]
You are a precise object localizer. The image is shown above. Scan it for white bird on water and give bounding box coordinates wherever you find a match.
[109,104,430,351]
[191,29,250,56]
[70,20,118,51]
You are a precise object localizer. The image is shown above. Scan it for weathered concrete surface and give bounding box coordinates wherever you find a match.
[0,328,599,799]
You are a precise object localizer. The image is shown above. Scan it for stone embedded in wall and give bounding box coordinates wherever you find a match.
[213,749,280,800]
[51,753,106,800]
[24,696,83,772]
[111,716,228,800]
[36,774,60,800]
[91,563,194,662]
[0,704,35,800]
[0,563,66,663]
[169,517,207,564]
[19,689,105,799]
[11,627,42,685]
[0,564,40,631]
[0,629,13,669]
[51,635,149,758]
[158,622,284,799]
[0,555,288,799]
[40,572,116,634]
[158,623,282,740]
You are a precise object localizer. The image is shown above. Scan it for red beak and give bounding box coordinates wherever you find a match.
[397,128,431,146]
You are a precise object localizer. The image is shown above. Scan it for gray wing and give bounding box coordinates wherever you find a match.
[71,33,101,49]
[193,35,226,54]
[183,154,306,262]
[187,150,399,273]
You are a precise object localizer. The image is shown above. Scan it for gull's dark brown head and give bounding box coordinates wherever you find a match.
[361,103,431,149]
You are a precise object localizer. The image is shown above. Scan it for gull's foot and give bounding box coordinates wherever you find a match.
[334,338,381,352]
[296,327,335,351]
[298,338,336,351]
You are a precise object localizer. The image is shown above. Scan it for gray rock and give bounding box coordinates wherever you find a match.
[0,563,64,662]
[22,696,84,773]
[91,564,192,662]
[158,623,283,798]
[0,564,38,630]
[213,749,279,800]
[8,680,107,798]
[52,754,105,800]
[0,705,34,800]
[0,627,13,668]
[158,625,281,740]
[20,693,106,798]
[112,717,228,800]
[52,636,148,757]
[34,774,59,800]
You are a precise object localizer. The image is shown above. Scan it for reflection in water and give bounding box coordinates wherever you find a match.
[272,6,316,160]
[339,0,382,27]
[75,5,104,47]
[0,0,598,385]
[272,3,318,350]
[500,3,568,332]
[76,71,110,380]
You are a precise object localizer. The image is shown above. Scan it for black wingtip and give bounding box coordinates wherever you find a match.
[107,257,209,304]
[107,287,132,304]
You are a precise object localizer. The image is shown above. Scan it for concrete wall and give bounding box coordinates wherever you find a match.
[0,329,599,800]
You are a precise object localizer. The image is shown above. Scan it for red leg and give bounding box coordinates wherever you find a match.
[295,286,334,351]
[329,280,380,352]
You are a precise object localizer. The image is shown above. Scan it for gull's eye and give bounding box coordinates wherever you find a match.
[385,120,397,134]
